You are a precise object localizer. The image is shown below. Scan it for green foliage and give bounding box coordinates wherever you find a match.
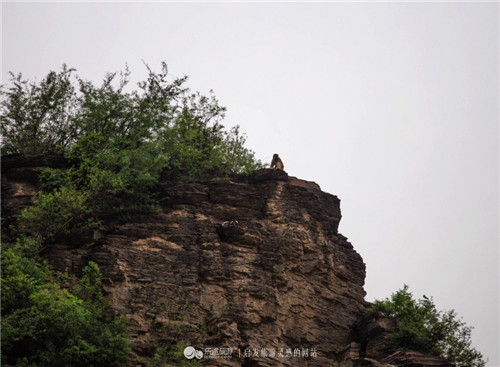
[221,125,263,174]
[1,245,130,367]
[371,285,486,367]
[0,65,78,154]
[2,62,263,237]
[18,185,97,241]
[66,136,165,218]
[73,261,106,307]
[1,62,263,176]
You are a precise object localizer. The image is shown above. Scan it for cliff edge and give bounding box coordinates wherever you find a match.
[1,154,451,367]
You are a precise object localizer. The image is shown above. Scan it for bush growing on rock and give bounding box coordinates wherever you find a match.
[1,62,263,177]
[371,285,486,367]
[1,243,130,367]
[2,62,264,238]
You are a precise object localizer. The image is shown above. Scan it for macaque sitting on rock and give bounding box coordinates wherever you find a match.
[270,153,284,170]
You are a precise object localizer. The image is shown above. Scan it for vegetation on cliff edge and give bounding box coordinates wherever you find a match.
[2,62,264,237]
[371,285,486,367]
[1,63,262,366]
[1,239,130,366]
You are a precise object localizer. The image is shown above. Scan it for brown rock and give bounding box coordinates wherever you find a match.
[1,154,68,242]
[358,311,397,359]
[381,351,453,367]
[248,168,288,183]
[2,155,453,367]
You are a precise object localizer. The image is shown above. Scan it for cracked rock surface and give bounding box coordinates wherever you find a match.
[3,156,446,367]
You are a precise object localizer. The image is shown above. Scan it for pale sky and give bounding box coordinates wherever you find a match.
[2,1,499,364]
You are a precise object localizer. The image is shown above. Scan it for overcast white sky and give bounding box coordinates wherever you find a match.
[2,1,499,364]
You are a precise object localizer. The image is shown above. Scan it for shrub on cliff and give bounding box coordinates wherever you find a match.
[3,63,264,237]
[0,62,263,176]
[371,285,486,367]
[1,243,130,367]
[0,65,78,154]
[17,185,97,241]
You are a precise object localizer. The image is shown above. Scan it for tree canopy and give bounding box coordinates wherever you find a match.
[2,63,264,240]
[1,62,263,175]
[371,285,486,367]
[1,240,130,367]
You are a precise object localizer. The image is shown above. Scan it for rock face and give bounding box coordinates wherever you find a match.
[0,155,451,367]
[1,153,68,238]
[358,312,397,360]
[61,171,366,366]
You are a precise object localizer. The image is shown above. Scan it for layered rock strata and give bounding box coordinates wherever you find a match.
[2,156,366,366]
[1,155,452,367]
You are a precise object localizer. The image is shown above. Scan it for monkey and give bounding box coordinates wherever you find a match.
[270,153,284,170]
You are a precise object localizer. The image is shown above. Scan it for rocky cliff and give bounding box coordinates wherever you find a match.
[1,155,452,367]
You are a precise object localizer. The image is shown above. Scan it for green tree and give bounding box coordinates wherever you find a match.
[18,185,97,241]
[371,285,486,367]
[0,65,78,154]
[1,62,263,177]
[2,62,263,237]
[1,244,130,367]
